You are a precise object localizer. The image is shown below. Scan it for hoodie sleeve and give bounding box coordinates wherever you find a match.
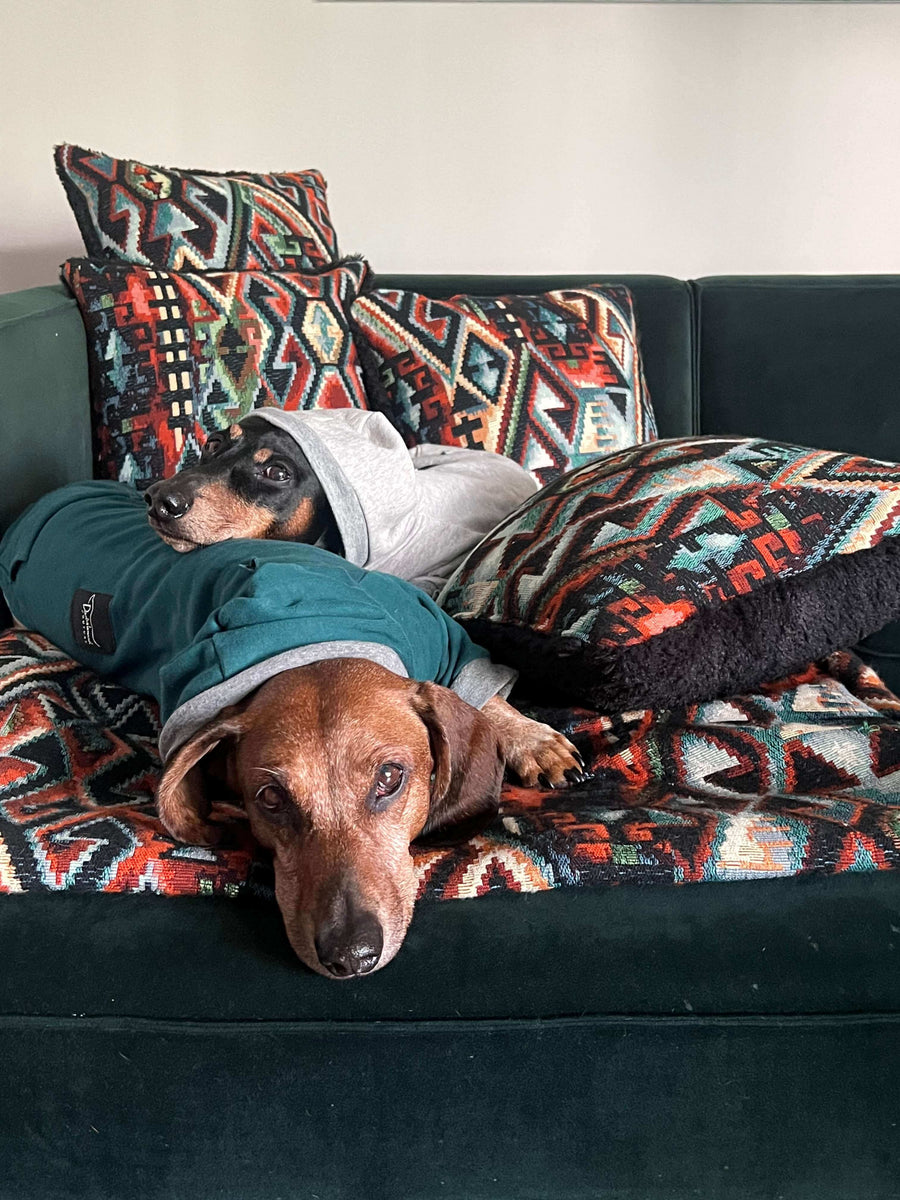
[430,600,518,707]
[369,571,517,707]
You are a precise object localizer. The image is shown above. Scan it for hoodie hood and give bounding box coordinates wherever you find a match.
[253,409,537,594]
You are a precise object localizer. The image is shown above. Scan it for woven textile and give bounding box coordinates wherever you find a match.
[62,257,369,490]
[55,144,338,272]
[352,285,657,487]
[440,436,900,710]
[0,630,254,896]
[1,630,897,899]
[419,652,900,896]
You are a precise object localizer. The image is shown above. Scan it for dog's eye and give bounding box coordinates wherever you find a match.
[372,763,406,810]
[376,763,404,795]
[202,434,226,459]
[256,783,290,814]
[262,463,292,483]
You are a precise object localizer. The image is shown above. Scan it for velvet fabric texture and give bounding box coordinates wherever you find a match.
[352,284,657,486]
[3,875,900,1200]
[62,257,369,489]
[441,436,900,710]
[0,287,91,535]
[54,144,339,272]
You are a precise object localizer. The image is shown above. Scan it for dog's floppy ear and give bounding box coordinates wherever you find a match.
[412,682,505,844]
[156,706,249,846]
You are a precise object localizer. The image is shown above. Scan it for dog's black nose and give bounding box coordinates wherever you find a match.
[314,910,384,978]
[146,486,192,521]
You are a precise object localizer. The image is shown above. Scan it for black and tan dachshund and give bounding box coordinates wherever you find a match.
[144,416,343,554]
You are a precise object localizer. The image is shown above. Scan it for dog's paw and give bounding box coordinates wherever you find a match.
[505,722,585,789]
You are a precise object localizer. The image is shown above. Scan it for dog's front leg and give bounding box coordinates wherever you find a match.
[481,694,586,788]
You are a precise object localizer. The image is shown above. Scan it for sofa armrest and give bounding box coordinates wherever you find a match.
[0,285,92,536]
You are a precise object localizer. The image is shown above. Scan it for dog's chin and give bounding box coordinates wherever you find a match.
[148,518,205,553]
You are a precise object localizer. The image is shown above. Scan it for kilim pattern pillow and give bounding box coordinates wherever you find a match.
[55,144,339,272]
[440,436,900,711]
[351,285,657,487]
[62,256,370,489]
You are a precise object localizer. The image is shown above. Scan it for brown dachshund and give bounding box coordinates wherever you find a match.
[157,657,582,978]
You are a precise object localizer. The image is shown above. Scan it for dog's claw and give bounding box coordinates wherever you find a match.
[565,768,587,785]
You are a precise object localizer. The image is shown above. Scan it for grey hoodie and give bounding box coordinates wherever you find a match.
[252,409,537,595]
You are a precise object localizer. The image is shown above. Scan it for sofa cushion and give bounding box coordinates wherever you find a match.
[440,435,900,711]
[61,257,370,489]
[54,144,339,272]
[352,284,657,487]
[3,633,900,1200]
[3,878,899,1200]
[2,628,898,902]
[695,276,900,462]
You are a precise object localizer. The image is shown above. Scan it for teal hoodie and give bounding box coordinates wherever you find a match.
[0,482,514,761]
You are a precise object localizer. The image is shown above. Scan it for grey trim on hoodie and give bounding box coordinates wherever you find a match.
[159,639,517,761]
[158,640,407,761]
[452,657,517,709]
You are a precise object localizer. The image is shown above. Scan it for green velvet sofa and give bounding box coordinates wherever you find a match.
[2,275,899,1200]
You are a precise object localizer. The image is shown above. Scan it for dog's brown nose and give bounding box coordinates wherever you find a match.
[145,484,192,522]
[314,887,384,977]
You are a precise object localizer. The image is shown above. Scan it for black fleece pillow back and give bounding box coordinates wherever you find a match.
[439,436,900,710]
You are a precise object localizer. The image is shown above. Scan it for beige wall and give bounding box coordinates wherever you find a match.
[3,0,900,292]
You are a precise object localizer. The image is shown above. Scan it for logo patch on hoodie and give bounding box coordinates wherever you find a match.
[71,590,116,654]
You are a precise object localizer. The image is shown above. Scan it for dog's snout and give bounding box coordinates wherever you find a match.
[313,886,384,978]
[146,484,193,522]
[314,921,383,977]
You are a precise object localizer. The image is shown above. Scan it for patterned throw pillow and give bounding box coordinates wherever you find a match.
[351,285,657,487]
[62,256,369,489]
[440,436,900,711]
[55,144,339,272]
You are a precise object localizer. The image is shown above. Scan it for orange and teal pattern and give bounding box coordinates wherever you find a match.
[442,435,900,648]
[63,257,370,491]
[55,144,339,273]
[352,285,656,488]
[0,630,897,900]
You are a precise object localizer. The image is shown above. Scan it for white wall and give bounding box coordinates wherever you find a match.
[3,0,900,292]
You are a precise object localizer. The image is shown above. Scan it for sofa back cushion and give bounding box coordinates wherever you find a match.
[695,276,900,459]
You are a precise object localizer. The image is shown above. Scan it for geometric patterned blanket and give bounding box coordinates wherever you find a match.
[1,628,898,901]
